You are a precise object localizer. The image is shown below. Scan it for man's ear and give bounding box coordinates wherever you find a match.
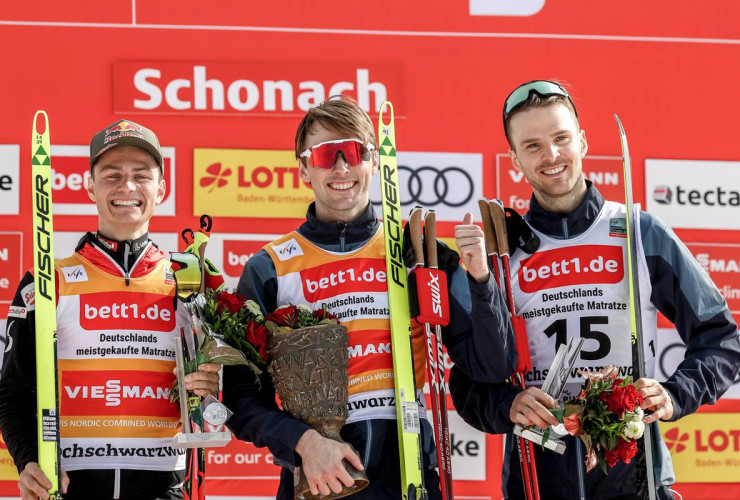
[298,160,311,185]
[86,172,96,202]
[580,129,588,158]
[156,179,166,204]
[371,149,378,176]
[509,148,523,172]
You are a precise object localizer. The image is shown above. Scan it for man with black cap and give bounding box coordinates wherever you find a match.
[0,120,222,500]
[449,80,740,499]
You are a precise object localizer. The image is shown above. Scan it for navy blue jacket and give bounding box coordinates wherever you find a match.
[223,202,511,499]
[450,183,740,500]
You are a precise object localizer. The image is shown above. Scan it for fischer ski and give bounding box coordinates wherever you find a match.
[408,208,453,500]
[615,115,657,500]
[32,111,63,500]
[378,101,427,500]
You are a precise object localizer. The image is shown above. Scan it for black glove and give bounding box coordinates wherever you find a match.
[504,207,540,256]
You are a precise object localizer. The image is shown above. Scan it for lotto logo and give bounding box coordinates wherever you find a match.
[519,245,623,293]
[80,293,174,332]
[301,258,387,302]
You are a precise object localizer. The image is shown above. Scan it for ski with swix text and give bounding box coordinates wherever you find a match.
[615,115,657,500]
[32,111,63,500]
[378,101,427,500]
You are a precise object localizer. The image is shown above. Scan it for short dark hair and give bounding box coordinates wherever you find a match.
[505,93,579,148]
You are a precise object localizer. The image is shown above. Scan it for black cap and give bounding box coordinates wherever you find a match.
[89,119,163,172]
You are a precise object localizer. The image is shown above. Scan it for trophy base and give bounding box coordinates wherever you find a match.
[513,425,566,454]
[294,457,369,500]
[173,431,232,449]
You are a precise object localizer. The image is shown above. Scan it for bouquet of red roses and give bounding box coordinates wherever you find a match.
[170,289,270,401]
[551,367,646,474]
[264,303,340,334]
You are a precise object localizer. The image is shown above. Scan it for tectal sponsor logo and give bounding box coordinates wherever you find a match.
[652,184,740,206]
[131,65,387,113]
[64,380,169,407]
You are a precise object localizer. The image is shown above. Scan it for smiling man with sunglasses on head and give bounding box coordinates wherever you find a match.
[223,95,516,499]
[448,80,740,500]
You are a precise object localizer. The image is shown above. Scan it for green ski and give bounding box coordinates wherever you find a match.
[378,101,427,500]
[32,110,63,499]
[616,114,657,500]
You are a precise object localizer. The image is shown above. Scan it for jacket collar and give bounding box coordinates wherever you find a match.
[526,180,605,238]
[299,202,379,245]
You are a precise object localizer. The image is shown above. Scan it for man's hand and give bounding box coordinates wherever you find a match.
[455,212,489,284]
[509,387,559,429]
[635,378,674,424]
[18,463,68,500]
[295,429,365,497]
[183,362,221,397]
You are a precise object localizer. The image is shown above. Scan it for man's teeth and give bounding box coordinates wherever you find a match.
[543,166,566,175]
[113,200,140,206]
[329,182,355,190]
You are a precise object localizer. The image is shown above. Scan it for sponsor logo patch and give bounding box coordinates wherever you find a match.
[272,238,303,261]
[609,218,627,238]
[20,282,35,309]
[8,305,27,318]
[79,292,174,332]
[62,265,88,283]
[519,245,624,293]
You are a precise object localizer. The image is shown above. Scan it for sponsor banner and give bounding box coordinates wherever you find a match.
[61,369,177,418]
[518,245,624,293]
[78,292,175,332]
[114,61,401,116]
[53,232,179,260]
[646,159,740,230]
[49,145,176,216]
[0,146,19,215]
[686,243,740,318]
[660,413,740,482]
[656,326,740,400]
[193,149,313,218]
[60,437,185,469]
[0,233,22,307]
[369,152,483,222]
[301,258,388,302]
[202,233,281,290]
[497,155,625,213]
[446,410,487,481]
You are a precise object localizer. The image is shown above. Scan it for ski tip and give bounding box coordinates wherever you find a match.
[33,110,48,135]
[614,114,626,134]
[379,100,394,125]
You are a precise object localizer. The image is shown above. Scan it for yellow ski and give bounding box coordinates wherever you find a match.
[378,101,426,500]
[32,111,62,499]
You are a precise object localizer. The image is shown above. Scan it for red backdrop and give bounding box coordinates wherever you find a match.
[1,1,739,498]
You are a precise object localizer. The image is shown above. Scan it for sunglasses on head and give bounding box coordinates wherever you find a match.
[299,139,375,169]
[503,80,578,135]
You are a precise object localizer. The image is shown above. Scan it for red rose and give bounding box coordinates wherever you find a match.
[244,323,270,363]
[563,413,584,437]
[267,306,300,328]
[313,308,338,322]
[217,291,246,315]
[604,447,619,467]
[615,439,638,464]
[603,384,642,418]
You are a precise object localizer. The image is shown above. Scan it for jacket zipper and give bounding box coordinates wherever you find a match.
[338,223,347,252]
[363,420,372,467]
[561,217,569,239]
[123,242,131,286]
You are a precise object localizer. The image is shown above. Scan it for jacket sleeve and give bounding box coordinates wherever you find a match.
[443,265,517,383]
[448,365,521,435]
[640,212,740,420]
[0,272,41,473]
[224,250,310,467]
